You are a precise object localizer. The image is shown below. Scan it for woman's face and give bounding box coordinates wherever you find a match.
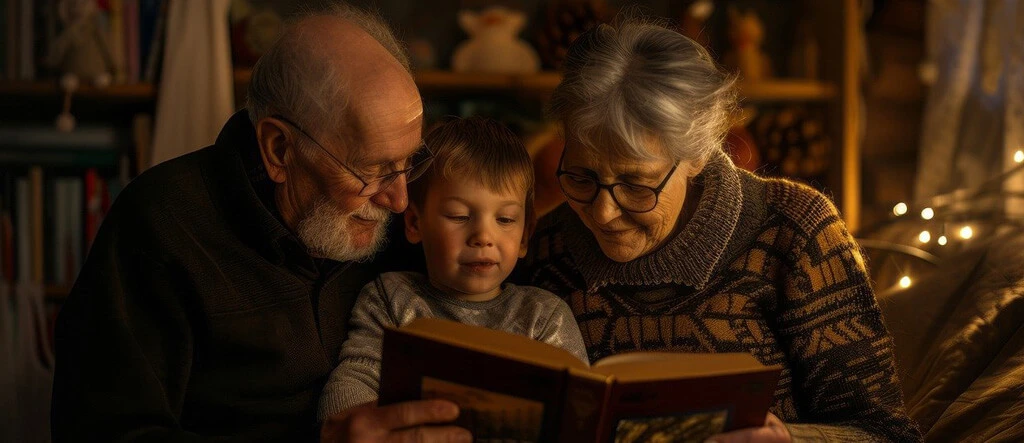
[560,136,698,262]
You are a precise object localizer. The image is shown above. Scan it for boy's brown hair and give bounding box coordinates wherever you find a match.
[409,116,536,233]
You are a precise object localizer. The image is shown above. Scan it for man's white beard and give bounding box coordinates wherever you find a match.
[297,197,390,262]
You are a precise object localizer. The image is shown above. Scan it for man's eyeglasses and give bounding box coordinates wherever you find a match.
[272,114,433,197]
[555,149,679,214]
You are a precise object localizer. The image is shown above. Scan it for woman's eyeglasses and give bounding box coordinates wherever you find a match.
[555,149,679,214]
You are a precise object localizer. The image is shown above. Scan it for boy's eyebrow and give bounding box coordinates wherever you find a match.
[443,196,524,207]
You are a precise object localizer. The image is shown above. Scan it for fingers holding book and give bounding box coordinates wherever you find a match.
[320,400,472,443]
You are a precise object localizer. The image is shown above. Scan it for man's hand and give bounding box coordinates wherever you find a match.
[705,412,791,443]
[321,400,471,443]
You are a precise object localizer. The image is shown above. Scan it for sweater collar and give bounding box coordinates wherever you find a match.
[561,151,743,292]
[208,111,315,270]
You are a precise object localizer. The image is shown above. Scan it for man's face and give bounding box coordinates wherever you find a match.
[281,91,425,262]
[406,175,529,301]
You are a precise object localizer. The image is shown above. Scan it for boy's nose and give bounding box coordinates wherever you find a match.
[469,227,494,247]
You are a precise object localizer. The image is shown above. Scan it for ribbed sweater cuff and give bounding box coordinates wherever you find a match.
[785,423,883,442]
[317,384,378,422]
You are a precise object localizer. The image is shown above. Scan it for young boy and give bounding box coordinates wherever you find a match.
[317,117,588,420]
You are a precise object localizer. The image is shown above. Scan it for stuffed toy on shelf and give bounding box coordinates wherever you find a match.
[451,6,540,74]
[723,6,772,82]
[46,0,119,132]
[47,0,118,88]
[674,0,715,50]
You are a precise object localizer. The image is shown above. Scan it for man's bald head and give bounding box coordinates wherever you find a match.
[245,3,416,133]
[246,4,424,262]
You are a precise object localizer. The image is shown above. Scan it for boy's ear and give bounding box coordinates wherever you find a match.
[404,203,423,244]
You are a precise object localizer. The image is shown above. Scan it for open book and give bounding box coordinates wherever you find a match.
[379,318,782,443]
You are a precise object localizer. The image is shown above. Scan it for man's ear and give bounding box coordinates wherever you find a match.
[255,117,294,184]
[404,203,423,244]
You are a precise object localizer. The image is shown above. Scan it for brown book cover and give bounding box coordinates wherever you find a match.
[379,318,781,443]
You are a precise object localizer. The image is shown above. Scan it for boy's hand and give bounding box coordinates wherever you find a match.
[320,400,472,443]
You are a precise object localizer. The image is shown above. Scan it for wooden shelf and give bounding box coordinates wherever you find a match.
[738,79,837,102]
[413,70,561,97]
[0,80,156,100]
[233,69,836,102]
[414,72,837,102]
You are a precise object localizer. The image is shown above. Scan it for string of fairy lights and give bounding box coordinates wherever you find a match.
[883,148,1024,290]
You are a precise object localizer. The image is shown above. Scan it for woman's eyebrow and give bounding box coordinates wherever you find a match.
[608,167,662,182]
[564,160,662,181]
[616,170,658,181]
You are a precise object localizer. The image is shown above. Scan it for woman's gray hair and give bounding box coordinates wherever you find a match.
[549,16,738,169]
[245,2,410,132]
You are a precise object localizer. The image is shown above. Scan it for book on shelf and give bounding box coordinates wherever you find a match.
[0,167,115,287]
[379,318,782,443]
[1,170,16,281]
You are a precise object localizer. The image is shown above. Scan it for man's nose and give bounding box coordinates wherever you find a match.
[370,174,408,213]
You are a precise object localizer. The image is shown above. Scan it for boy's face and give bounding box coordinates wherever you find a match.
[405,175,529,301]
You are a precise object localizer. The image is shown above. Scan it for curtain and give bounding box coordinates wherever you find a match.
[149,0,234,168]
[914,0,1024,216]
[0,283,53,443]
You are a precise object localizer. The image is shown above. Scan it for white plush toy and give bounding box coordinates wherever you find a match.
[451,6,540,74]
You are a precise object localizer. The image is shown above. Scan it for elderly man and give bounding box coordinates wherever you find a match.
[51,4,469,442]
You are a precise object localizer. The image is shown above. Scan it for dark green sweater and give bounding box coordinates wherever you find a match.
[518,152,922,441]
[51,112,378,441]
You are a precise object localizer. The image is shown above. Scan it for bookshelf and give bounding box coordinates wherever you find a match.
[0,86,154,299]
[1,0,864,300]
[0,80,157,101]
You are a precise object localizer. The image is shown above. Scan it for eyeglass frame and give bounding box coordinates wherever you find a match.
[271,114,433,197]
[555,147,680,214]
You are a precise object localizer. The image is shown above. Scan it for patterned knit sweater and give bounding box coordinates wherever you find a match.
[518,153,922,442]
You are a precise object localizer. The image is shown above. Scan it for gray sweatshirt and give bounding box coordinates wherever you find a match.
[317,271,589,420]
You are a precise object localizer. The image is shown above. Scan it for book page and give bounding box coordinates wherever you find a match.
[422,377,544,442]
[399,318,589,370]
[613,409,729,442]
[591,352,774,382]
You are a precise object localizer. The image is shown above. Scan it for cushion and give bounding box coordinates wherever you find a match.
[876,228,1024,442]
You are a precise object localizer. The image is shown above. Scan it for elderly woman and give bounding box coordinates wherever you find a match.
[517,18,921,442]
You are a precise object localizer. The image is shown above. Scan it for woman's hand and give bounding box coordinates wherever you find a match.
[705,412,791,443]
[320,400,472,442]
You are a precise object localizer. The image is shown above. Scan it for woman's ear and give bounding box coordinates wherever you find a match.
[404,204,423,244]
[520,209,535,259]
[687,156,709,179]
[256,117,294,184]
